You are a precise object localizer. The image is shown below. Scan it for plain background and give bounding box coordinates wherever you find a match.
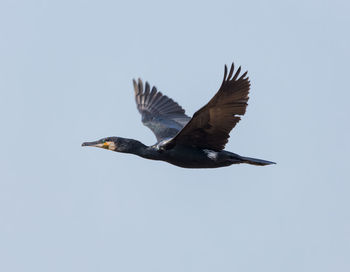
[1,0,349,271]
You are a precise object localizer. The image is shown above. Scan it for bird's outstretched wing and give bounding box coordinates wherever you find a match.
[133,79,191,142]
[162,63,250,151]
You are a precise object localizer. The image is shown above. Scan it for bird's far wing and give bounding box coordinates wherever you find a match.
[133,79,191,142]
[162,63,250,151]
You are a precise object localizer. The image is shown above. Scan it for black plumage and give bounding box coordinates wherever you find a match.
[82,63,275,168]
[133,79,190,142]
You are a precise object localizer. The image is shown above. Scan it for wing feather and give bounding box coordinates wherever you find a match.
[133,79,191,142]
[162,63,250,151]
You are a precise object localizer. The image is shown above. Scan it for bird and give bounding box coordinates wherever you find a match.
[82,63,275,168]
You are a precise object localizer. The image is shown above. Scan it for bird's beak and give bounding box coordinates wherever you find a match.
[81,141,113,150]
[82,141,98,147]
[81,140,106,148]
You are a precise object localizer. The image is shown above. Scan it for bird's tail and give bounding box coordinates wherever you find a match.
[239,156,276,166]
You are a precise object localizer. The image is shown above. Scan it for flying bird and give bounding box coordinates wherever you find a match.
[82,63,275,168]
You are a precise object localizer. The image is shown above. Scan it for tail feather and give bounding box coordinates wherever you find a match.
[240,156,276,166]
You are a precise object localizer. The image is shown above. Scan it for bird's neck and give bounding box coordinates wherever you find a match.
[120,139,159,160]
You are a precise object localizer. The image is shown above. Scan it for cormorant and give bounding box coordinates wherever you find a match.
[82,63,275,168]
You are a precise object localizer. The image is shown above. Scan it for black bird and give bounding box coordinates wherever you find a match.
[82,63,275,168]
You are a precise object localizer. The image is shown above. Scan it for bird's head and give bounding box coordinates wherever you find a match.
[82,137,130,152]
[82,137,144,153]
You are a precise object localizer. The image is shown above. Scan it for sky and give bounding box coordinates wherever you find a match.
[1,0,349,271]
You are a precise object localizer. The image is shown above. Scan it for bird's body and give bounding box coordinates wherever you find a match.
[82,63,275,168]
[140,145,237,169]
[150,146,273,169]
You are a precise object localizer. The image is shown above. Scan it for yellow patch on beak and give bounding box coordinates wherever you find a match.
[101,141,115,150]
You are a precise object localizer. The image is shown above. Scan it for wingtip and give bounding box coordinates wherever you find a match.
[132,79,138,94]
[239,71,248,80]
[145,81,150,94]
[227,63,234,79]
[222,65,228,83]
[137,78,144,93]
[232,66,241,80]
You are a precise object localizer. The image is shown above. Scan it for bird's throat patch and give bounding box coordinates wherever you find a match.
[104,141,116,150]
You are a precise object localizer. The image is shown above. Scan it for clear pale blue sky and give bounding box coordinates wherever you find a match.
[1,0,349,271]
